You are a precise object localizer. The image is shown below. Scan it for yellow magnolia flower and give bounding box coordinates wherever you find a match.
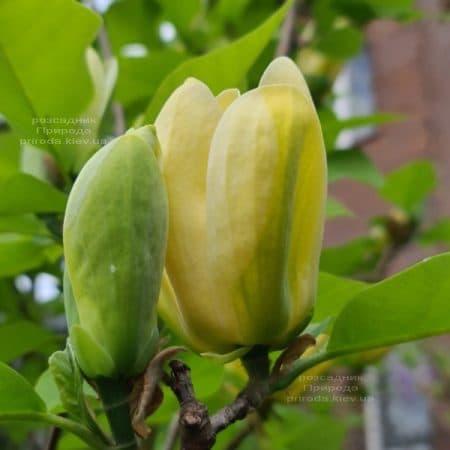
[156,57,327,359]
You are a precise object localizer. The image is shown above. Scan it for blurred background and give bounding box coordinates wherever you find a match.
[2,0,450,449]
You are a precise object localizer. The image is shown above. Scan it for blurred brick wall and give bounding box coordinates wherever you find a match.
[325,0,450,275]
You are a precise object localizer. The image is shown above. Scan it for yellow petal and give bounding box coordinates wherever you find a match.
[259,56,313,105]
[207,84,327,346]
[216,88,240,111]
[155,78,238,353]
[284,112,327,335]
[158,270,209,352]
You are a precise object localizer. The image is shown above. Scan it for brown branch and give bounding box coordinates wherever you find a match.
[276,0,300,56]
[164,344,337,449]
[165,350,272,449]
[46,426,62,450]
[210,381,268,434]
[167,360,215,450]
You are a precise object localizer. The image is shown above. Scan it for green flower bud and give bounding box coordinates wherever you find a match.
[63,125,168,378]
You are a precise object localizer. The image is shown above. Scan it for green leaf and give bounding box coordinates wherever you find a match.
[0,173,67,214]
[314,272,367,324]
[160,0,204,32]
[144,0,293,121]
[263,405,350,450]
[104,0,162,54]
[320,237,381,276]
[328,149,384,187]
[0,362,46,413]
[315,27,363,59]
[34,369,62,413]
[49,346,109,442]
[49,347,86,420]
[326,197,353,218]
[0,132,20,182]
[0,321,57,362]
[328,253,450,355]
[0,233,61,277]
[420,219,450,246]
[319,109,401,151]
[338,112,403,129]
[0,280,24,321]
[0,362,109,449]
[379,160,437,213]
[0,214,50,236]
[364,0,418,20]
[116,51,188,106]
[0,0,101,147]
[213,0,253,24]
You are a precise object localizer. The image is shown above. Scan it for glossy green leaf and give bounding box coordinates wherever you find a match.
[0,321,57,362]
[338,112,403,129]
[0,0,101,147]
[328,149,383,187]
[34,369,62,413]
[0,362,46,413]
[0,132,20,182]
[314,272,367,324]
[104,0,161,54]
[49,346,107,441]
[0,280,24,321]
[364,0,419,20]
[263,405,350,450]
[315,27,363,59]
[178,351,225,399]
[0,233,61,277]
[320,110,401,151]
[116,51,188,106]
[35,366,97,415]
[49,347,86,420]
[312,0,338,33]
[0,173,67,214]
[320,237,381,276]
[420,219,450,246]
[326,197,353,218]
[213,0,253,24]
[328,253,450,354]
[0,364,109,449]
[144,0,293,121]
[148,384,179,425]
[0,215,50,236]
[379,160,437,213]
[160,0,204,32]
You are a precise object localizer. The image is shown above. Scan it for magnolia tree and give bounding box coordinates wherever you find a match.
[0,1,448,450]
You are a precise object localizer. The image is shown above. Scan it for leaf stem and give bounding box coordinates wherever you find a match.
[0,412,109,449]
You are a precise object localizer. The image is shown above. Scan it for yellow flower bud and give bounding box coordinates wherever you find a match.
[156,57,327,359]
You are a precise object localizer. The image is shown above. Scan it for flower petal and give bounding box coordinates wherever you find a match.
[259,56,313,104]
[207,84,327,346]
[156,78,238,353]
